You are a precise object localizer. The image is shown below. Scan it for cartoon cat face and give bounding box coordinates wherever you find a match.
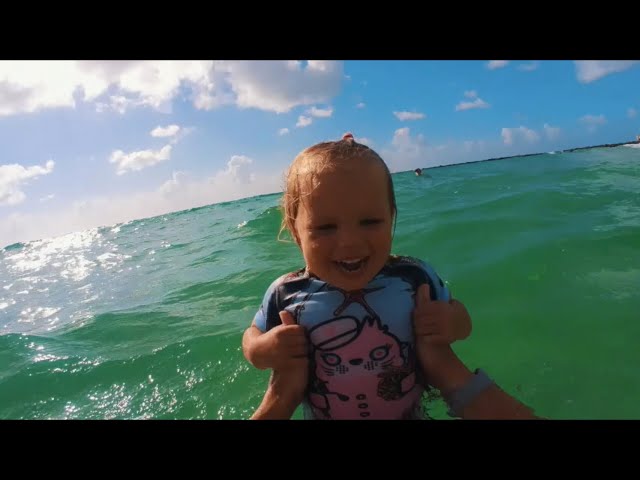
[312,316,405,378]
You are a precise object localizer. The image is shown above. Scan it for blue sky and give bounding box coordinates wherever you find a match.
[1,60,639,247]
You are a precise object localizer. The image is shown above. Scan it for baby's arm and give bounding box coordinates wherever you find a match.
[242,324,271,370]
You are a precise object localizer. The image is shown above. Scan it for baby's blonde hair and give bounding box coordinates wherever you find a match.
[279,133,397,243]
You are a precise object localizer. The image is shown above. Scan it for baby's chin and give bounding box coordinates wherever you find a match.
[317,263,382,291]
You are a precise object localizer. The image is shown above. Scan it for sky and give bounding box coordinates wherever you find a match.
[1,60,639,247]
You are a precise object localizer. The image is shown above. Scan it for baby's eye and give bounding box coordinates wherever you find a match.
[314,224,337,231]
[361,218,383,226]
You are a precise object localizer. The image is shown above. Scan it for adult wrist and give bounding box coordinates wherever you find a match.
[444,368,495,418]
[251,383,298,420]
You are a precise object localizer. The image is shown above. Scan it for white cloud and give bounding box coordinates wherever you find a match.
[109,145,172,175]
[0,61,110,116]
[207,60,343,113]
[158,171,188,196]
[381,128,429,172]
[464,90,477,99]
[518,62,539,72]
[307,106,333,118]
[306,61,333,73]
[579,114,607,132]
[225,155,255,184]
[580,114,607,124]
[0,160,54,206]
[456,97,490,111]
[574,61,640,84]
[381,128,495,172]
[150,124,191,145]
[487,60,509,70]
[356,102,366,109]
[462,140,487,152]
[0,60,345,117]
[151,125,180,138]
[109,124,194,175]
[157,156,279,206]
[356,137,373,146]
[296,115,312,128]
[0,156,284,247]
[40,194,55,203]
[95,95,140,114]
[357,126,563,176]
[543,123,561,140]
[0,61,197,116]
[278,127,290,135]
[501,126,540,145]
[393,111,426,121]
[628,108,637,119]
[391,128,423,149]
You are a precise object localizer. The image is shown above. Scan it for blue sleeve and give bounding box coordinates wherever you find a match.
[416,259,451,302]
[253,276,282,332]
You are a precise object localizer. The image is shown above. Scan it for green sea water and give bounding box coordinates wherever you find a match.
[1,146,639,419]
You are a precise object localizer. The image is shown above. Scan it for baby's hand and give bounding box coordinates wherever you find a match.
[413,284,457,345]
[254,311,308,370]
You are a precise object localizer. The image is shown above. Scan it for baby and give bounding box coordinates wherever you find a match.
[242,133,471,419]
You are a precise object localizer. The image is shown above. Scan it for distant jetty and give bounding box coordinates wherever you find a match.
[561,138,640,153]
[421,137,640,171]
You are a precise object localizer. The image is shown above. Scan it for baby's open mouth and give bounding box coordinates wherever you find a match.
[335,257,369,272]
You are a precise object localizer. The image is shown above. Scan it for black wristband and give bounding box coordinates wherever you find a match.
[446,369,494,418]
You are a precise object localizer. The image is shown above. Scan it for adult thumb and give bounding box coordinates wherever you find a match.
[416,284,431,313]
[279,310,296,326]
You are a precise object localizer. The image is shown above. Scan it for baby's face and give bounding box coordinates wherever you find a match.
[293,158,393,291]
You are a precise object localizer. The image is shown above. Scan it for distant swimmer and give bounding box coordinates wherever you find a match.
[414,168,431,178]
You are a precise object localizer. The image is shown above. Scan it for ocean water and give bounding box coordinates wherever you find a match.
[1,146,639,419]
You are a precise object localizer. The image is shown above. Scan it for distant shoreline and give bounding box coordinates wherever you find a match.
[416,138,640,172]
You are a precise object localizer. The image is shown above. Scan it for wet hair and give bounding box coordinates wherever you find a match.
[279,132,397,242]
